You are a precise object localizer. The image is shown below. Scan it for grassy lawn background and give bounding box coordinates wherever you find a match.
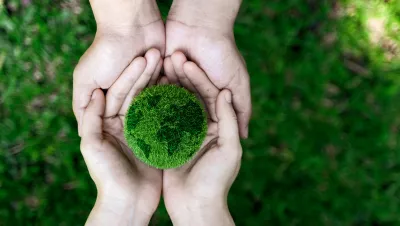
[1,0,399,225]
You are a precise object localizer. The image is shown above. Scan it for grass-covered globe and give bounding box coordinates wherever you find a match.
[124,85,208,169]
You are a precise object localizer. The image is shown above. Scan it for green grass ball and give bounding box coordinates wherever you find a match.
[124,85,208,169]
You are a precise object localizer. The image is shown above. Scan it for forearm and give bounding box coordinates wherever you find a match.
[168,0,242,30]
[86,196,152,226]
[89,0,160,36]
[169,201,235,226]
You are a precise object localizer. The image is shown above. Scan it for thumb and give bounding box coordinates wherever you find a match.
[216,89,240,148]
[81,89,105,141]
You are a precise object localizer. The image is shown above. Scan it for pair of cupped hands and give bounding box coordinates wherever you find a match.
[73,0,251,225]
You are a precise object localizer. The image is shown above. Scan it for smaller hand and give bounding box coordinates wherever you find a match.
[80,49,163,226]
[162,56,242,226]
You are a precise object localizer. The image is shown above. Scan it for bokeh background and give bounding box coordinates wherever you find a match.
[1,0,400,225]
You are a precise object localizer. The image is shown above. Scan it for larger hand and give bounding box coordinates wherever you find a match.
[73,0,165,133]
[165,0,251,138]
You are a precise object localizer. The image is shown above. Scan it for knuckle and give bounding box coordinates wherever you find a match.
[109,89,127,100]
[226,113,238,122]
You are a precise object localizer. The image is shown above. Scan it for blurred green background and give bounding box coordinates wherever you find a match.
[1,0,400,225]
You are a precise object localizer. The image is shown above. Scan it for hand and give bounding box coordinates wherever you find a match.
[80,50,163,226]
[73,0,165,134]
[162,57,242,226]
[165,0,251,138]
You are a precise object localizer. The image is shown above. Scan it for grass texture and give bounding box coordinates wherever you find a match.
[124,85,208,169]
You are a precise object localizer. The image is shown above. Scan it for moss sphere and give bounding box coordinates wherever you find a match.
[124,85,208,169]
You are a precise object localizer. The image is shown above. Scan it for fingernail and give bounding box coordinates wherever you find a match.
[245,126,249,138]
[224,91,231,103]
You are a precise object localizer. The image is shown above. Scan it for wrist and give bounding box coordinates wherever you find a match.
[168,199,234,226]
[93,0,161,37]
[168,0,242,31]
[86,193,153,226]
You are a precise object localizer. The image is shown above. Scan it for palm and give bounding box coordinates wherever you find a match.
[166,21,241,88]
[97,116,161,211]
[74,21,164,90]
[161,58,235,213]
[162,121,219,199]
[165,20,250,137]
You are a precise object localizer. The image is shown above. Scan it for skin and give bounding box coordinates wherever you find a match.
[75,0,248,224]
[74,0,251,138]
[73,0,165,135]
[165,0,251,138]
[161,56,242,226]
[80,50,162,226]
[81,54,243,225]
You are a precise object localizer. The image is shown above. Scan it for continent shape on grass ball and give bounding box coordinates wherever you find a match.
[124,85,208,169]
